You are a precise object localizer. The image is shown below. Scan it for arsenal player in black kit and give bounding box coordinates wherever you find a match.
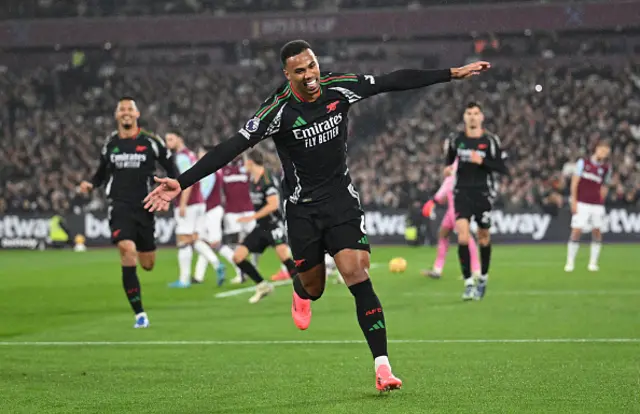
[80,97,177,329]
[228,150,300,304]
[445,103,508,301]
[144,40,490,391]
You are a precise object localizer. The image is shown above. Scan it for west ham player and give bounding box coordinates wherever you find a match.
[421,157,480,279]
[145,40,489,391]
[165,133,222,287]
[220,157,256,284]
[565,141,611,272]
[446,103,508,300]
[79,97,177,328]
[195,145,226,286]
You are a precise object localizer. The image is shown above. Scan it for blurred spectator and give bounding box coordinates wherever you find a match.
[1,47,639,214]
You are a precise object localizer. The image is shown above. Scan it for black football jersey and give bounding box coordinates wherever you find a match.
[249,169,283,227]
[237,72,390,205]
[91,129,176,205]
[445,130,507,200]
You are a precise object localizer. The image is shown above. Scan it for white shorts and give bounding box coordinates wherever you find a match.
[174,203,206,235]
[223,211,256,236]
[571,202,605,231]
[200,205,224,243]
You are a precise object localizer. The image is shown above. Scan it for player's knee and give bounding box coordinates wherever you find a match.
[455,222,470,240]
[274,244,290,261]
[477,230,490,246]
[298,277,324,300]
[141,261,155,271]
[118,241,137,264]
[232,247,249,264]
[336,256,370,286]
[177,235,193,247]
[570,228,582,241]
[592,229,602,241]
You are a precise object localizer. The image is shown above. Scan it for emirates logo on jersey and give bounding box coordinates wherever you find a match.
[110,152,147,169]
[292,113,343,149]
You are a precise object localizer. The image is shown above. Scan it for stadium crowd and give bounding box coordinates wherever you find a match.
[2,0,580,20]
[1,51,639,215]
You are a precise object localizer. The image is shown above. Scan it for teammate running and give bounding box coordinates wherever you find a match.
[165,133,223,288]
[446,103,508,300]
[144,40,490,391]
[195,145,226,286]
[421,156,480,279]
[79,97,177,328]
[565,141,611,272]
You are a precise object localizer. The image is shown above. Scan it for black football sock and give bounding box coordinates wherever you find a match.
[480,244,492,276]
[122,266,144,314]
[458,244,472,280]
[283,258,299,277]
[236,260,264,284]
[293,274,324,301]
[349,279,388,359]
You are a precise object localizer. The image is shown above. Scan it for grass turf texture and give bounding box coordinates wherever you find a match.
[1,245,639,413]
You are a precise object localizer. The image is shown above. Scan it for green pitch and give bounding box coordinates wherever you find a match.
[2,245,639,413]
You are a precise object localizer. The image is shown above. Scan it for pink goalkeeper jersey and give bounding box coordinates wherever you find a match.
[434,159,458,210]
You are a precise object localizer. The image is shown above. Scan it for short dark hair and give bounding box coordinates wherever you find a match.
[280,40,312,67]
[119,96,136,103]
[167,130,184,140]
[247,149,264,166]
[596,140,611,148]
[466,102,482,111]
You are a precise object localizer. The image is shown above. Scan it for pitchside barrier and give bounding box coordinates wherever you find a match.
[1,207,639,249]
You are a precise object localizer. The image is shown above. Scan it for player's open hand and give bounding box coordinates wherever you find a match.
[451,61,491,79]
[443,166,454,177]
[144,177,182,212]
[79,181,93,194]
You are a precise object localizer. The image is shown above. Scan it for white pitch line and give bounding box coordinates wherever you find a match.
[214,263,385,298]
[403,290,640,297]
[0,338,638,346]
[214,280,291,298]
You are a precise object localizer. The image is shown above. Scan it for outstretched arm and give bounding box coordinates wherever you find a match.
[177,133,250,190]
[342,61,490,101]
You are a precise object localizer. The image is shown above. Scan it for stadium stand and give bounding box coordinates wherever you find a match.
[1,0,587,20]
[1,31,639,215]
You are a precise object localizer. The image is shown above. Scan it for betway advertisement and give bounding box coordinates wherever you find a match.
[1,208,639,249]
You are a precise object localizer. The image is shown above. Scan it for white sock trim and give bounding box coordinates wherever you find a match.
[374,356,391,371]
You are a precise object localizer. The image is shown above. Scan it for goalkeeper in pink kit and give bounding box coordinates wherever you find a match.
[421,158,480,279]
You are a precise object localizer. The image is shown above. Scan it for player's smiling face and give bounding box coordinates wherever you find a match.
[115,99,140,130]
[283,48,321,100]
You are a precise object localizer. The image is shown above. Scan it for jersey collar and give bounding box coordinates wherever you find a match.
[289,82,322,103]
[118,127,141,139]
